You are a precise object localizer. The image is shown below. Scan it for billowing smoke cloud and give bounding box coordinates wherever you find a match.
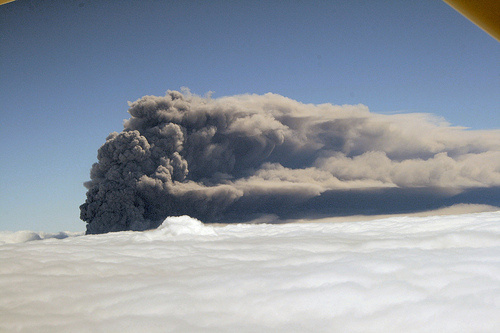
[81,90,500,233]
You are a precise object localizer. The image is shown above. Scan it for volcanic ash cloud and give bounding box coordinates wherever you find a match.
[80,90,500,234]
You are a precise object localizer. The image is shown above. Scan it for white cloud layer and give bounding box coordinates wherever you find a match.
[1,211,499,332]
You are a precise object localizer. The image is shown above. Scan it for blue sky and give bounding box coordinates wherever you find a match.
[1,0,499,232]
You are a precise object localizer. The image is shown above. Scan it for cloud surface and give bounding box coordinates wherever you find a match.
[80,90,500,233]
[1,212,500,332]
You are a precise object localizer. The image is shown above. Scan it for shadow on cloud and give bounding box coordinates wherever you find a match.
[224,187,500,222]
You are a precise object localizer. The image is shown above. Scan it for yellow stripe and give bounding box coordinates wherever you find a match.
[0,0,16,5]
[443,0,500,42]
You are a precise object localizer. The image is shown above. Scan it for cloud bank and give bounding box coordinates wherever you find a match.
[2,212,500,332]
[80,90,500,233]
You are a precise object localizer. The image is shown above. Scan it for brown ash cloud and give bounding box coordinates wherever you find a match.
[80,90,500,234]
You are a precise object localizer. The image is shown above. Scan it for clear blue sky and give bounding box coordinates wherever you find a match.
[1,0,499,232]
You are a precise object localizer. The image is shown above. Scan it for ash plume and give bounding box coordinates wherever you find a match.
[81,90,500,234]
